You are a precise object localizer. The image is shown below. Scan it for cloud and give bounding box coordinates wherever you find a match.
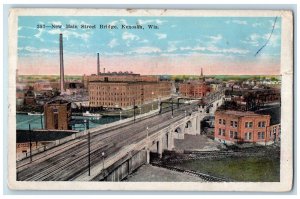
[108,39,119,48]
[69,20,92,26]
[167,46,177,52]
[51,21,62,26]
[241,33,280,47]
[207,34,223,44]
[108,19,128,26]
[131,46,161,54]
[34,29,45,42]
[48,29,91,42]
[179,46,206,51]
[139,39,149,43]
[137,19,167,25]
[166,41,180,52]
[179,45,248,54]
[155,33,167,40]
[108,20,118,26]
[122,32,140,41]
[206,46,249,54]
[252,22,262,27]
[226,20,248,25]
[156,19,167,24]
[120,19,128,26]
[20,46,58,54]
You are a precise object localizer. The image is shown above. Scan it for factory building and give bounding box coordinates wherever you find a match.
[88,81,171,109]
[85,52,171,109]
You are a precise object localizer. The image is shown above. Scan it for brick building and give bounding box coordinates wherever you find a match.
[44,100,72,130]
[88,81,171,109]
[179,82,211,98]
[83,72,158,88]
[33,81,52,91]
[214,110,280,145]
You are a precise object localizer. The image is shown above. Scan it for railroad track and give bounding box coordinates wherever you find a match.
[17,104,191,181]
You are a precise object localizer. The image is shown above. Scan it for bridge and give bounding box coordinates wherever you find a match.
[16,90,224,181]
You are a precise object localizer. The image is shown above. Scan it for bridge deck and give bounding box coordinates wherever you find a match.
[17,104,194,181]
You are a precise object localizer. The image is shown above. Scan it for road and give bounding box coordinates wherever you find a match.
[17,103,198,181]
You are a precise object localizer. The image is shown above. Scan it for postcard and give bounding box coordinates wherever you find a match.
[8,8,293,191]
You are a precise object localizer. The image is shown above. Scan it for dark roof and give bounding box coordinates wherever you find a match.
[16,130,76,143]
[255,105,281,125]
[89,80,160,84]
[47,99,70,104]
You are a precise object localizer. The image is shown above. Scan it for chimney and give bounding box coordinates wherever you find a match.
[97,53,100,75]
[201,67,203,77]
[59,33,65,93]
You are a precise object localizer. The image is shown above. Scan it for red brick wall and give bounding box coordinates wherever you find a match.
[214,111,273,144]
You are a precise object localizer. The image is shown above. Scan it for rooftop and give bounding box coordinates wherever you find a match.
[216,110,264,117]
[89,80,161,85]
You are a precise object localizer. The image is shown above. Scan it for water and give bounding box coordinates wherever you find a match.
[16,114,122,131]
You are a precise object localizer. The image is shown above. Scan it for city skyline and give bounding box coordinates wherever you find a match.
[18,16,281,75]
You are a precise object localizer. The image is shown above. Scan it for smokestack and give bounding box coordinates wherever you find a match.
[97,53,100,75]
[59,33,65,93]
[103,68,105,73]
[201,67,203,77]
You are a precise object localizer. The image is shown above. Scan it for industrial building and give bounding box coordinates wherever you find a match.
[84,52,172,109]
[88,80,171,109]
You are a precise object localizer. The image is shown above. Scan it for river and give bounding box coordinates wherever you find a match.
[16,113,123,131]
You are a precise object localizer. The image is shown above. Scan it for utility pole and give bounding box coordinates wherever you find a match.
[102,152,105,172]
[133,99,136,123]
[85,120,91,176]
[29,124,32,162]
[120,111,122,121]
[171,100,174,117]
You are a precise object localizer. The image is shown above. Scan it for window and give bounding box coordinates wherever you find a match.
[245,132,252,140]
[219,119,222,124]
[258,132,265,139]
[222,129,225,136]
[258,121,266,127]
[245,122,253,128]
[231,121,238,127]
[234,121,238,127]
[223,119,226,125]
[218,128,222,135]
[234,132,238,139]
[230,131,233,138]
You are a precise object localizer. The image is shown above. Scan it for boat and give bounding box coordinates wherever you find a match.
[82,111,102,118]
[28,112,44,116]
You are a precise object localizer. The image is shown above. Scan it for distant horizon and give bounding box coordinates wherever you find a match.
[18,74,281,77]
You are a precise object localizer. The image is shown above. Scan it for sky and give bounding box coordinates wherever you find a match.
[17,16,281,75]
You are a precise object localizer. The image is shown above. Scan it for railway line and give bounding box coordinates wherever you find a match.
[17,103,196,181]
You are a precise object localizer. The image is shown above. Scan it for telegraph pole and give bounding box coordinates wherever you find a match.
[29,124,32,162]
[85,120,91,176]
[171,100,174,117]
[133,99,136,123]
